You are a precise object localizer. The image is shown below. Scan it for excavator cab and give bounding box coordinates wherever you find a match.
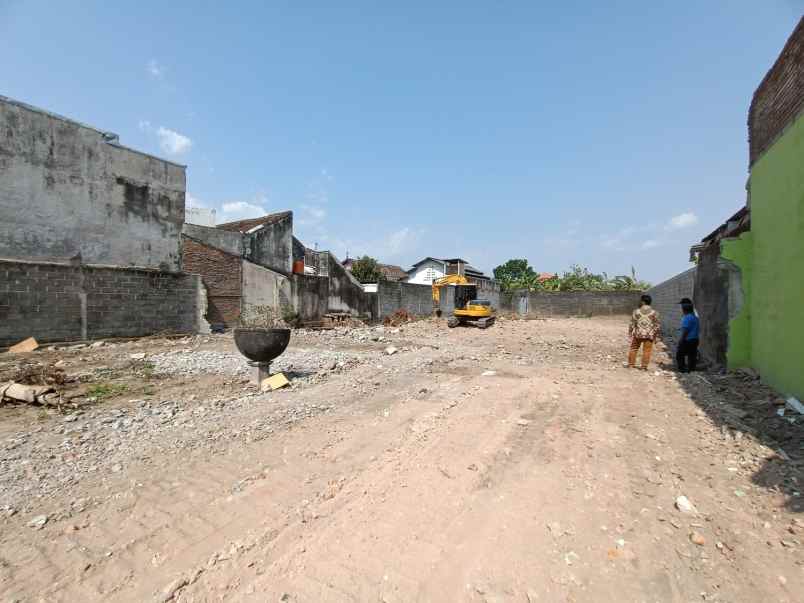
[446,285,496,329]
[431,265,496,329]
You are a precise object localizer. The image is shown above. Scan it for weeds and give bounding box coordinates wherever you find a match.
[86,382,129,400]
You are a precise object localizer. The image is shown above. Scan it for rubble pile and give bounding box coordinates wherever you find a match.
[0,362,70,406]
[0,394,338,518]
[149,349,370,381]
[383,309,415,327]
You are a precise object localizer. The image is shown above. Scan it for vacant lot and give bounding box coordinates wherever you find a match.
[1,316,802,602]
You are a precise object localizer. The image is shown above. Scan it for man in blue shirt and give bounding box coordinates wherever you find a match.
[676,298,700,372]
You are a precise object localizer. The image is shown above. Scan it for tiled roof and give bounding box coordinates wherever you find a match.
[217,211,292,233]
[379,263,407,281]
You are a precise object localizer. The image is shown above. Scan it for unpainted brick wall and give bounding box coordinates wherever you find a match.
[182,236,242,327]
[0,259,202,346]
[647,267,696,343]
[748,17,804,165]
[500,291,642,317]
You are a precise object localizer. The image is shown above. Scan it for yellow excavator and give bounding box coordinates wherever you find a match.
[431,274,496,329]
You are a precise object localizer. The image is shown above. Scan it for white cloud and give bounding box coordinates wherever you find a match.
[600,232,627,252]
[184,192,269,224]
[156,127,193,155]
[297,204,327,226]
[642,239,662,249]
[147,59,165,79]
[386,227,414,254]
[667,212,698,230]
[311,225,424,264]
[138,120,151,132]
[219,200,269,222]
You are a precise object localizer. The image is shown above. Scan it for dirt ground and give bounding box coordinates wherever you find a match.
[1,316,802,602]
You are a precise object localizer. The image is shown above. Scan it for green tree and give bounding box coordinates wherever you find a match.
[493,259,536,291]
[350,255,386,283]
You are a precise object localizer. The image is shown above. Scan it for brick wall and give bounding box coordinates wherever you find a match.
[500,291,641,317]
[182,236,242,327]
[748,17,804,165]
[647,267,696,342]
[0,259,203,347]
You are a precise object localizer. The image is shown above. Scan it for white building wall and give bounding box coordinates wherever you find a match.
[406,259,446,284]
[185,207,216,227]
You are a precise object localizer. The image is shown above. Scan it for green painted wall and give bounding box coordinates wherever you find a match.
[721,233,753,368]
[748,113,804,400]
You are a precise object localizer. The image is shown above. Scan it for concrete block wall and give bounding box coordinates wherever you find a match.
[292,274,329,321]
[376,281,433,319]
[0,261,84,344]
[0,259,204,347]
[694,244,733,367]
[248,213,293,275]
[326,253,374,317]
[647,267,696,342]
[0,96,186,271]
[182,223,245,258]
[241,261,292,324]
[500,291,641,317]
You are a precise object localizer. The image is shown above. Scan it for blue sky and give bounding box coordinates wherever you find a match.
[2,1,802,283]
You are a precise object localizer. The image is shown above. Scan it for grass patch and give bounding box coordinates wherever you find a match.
[86,382,129,400]
[139,361,156,379]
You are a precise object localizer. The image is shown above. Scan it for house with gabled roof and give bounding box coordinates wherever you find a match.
[405,257,489,285]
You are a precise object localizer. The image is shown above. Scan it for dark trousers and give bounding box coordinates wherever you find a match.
[676,339,699,372]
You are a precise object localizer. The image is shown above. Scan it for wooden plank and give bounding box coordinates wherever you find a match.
[8,337,39,354]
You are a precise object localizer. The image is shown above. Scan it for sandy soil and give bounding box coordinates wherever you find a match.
[1,316,802,602]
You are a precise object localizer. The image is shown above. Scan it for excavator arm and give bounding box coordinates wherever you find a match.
[431,274,469,304]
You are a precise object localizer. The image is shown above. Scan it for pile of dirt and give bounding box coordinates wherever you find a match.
[383,309,416,327]
[5,362,68,387]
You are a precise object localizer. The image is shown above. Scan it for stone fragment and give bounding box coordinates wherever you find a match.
[675,495,697,514]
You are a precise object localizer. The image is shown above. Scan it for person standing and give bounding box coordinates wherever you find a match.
[628,294,661,370]
[676,298,700,372]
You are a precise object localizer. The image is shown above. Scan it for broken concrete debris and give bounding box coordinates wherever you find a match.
[0,382,55,405]
[785,396,804,415]
[675,495,697,515]
[26,514,48,529]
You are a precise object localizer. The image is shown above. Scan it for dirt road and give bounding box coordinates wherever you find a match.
[1,317,802,601]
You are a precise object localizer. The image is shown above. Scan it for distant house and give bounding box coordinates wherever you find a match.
[406,257,489,285]
[378,263,408,282]
[342,257,408,282]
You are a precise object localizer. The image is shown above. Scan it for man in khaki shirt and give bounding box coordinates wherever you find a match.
[627,294,661,370]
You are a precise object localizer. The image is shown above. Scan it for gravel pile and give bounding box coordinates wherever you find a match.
[0,393,337,520]
[149,349,369,378]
